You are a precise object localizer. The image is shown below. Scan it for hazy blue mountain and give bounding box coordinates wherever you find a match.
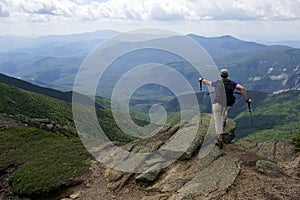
[0,31,299,95]
[188,34,267,58]
[261,40,300,49]
[0,30,119,53]
[0,30,120,91]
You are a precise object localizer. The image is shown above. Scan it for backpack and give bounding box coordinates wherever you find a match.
[215,79,236,106]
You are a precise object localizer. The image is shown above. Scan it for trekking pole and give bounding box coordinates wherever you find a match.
[199,79,203,124]
[247,101,256,140]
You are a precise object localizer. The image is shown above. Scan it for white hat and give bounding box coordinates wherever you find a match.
[220,68,228,77]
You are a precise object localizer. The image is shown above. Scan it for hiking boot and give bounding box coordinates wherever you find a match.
[215,141,224,149]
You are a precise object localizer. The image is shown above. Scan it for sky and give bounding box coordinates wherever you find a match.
[1,0,300,41]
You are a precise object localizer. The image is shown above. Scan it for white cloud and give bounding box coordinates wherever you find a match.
[0,1,9,17]
[0,0,300,38]
[2,0,300,22]
[20,0,75,16]
[72,0,300,21]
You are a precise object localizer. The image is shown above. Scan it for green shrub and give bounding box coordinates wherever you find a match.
[0,125,10,131]
[292,134,300,151]
[0,127,90,196]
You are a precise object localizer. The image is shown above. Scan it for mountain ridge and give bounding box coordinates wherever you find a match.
[1,31,299,95]
[0,72,111,110]
[0,29,119,53]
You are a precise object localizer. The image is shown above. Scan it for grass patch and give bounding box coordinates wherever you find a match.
[245,123,300,142]
[0,83,73,127]
[0,127,90,196]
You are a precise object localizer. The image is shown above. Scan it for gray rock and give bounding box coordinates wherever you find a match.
[135,169,161,183]
[255,160,283,174]
[160,115,236,161]
[104,168,125,182]
[46,123,54,130]
[160,115,209,161]
[34,118,52,124]
[170,155,240,200]
[69,191,80,199]
[147,147,226,194]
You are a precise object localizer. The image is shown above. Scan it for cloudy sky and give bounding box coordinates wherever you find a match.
[1,0,300,41]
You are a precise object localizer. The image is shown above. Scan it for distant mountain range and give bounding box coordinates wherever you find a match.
[261,40,300,49]
[1,72,299,140]
[0,30,119,53]
[0,30,299,96]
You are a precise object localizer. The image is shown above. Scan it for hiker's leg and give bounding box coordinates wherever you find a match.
[222,106,229,127]
[219,106,227,143]
[212,103,223,141]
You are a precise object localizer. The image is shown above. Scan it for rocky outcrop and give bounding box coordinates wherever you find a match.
[0,114,25,127]
[1,114,75,136]
[99,114,240,199]
[70,114,300,200]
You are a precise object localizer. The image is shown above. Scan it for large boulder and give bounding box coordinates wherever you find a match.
[170,155,240,200]
[97,114,237,194]
[159,114,209,161]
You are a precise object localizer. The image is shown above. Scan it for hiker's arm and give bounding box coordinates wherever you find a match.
[236,84,251,103]
[198,78,212,86]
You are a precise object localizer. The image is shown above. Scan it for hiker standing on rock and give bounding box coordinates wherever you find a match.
[199,69,251,149]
